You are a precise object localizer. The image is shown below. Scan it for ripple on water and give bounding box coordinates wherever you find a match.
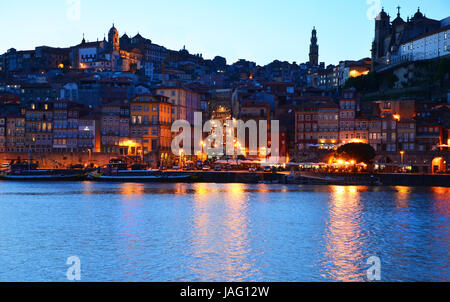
[0,182,448,281]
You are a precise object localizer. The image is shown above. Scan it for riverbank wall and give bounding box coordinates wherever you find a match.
[173,171,283,184]
[0,152,112,168]
[296,172,450,187]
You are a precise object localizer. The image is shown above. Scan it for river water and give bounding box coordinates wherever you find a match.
[0,182,448,282]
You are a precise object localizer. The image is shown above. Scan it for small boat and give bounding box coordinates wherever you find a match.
[258,180,280,184]
[88,170,192,183]
[2,169,85,181]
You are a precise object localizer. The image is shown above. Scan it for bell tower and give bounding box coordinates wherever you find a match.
[108,23,120,52]
[309,27,319,67]
[373,8,391,61]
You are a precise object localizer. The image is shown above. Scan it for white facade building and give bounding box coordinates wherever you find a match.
[396,26,450,62]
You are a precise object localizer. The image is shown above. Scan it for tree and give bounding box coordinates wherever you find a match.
[386,73,399,89]
[344,72,379,93]
[336,143,376,164]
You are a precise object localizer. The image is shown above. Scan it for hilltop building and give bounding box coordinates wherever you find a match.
[72,24,143,73]
[371,7,447,67]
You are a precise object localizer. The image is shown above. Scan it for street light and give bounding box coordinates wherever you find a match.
[400,150,405,171]
[179,149,185,170]
[200,140,206,160]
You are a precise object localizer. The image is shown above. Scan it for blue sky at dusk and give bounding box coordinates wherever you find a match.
[0,0,448,66]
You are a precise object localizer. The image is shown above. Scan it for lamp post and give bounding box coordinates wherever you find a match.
[234,141,241,167]
[200,140,206,162]
[259,146,267,162]
[400,150,405,172]
[88,148,92,166]
[179,149,185,170]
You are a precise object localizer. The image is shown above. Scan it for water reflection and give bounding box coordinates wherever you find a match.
[430,187,450,278]
[395,186,411,208]
[190,183,220,280]
[431,187,450,219]
[0,182,448,281]
[223,184,253,280]
[189,183,254,281]
[323,186,365,281]
[118,183,146,280]
[120,183,145,200]
[82,181,94,195]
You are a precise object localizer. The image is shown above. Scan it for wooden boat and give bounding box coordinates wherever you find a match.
[88,170,192,183]
[1,169,85,181]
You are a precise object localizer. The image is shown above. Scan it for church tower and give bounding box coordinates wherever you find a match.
[372,8,391,62]
[108,23,120,52]
[309,27,319,67]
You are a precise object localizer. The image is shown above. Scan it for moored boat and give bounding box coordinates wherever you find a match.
[88,170,192,183]
[2,169,85,181]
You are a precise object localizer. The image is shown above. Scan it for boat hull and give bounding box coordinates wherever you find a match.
[89,174,192,183]
[1,174,85,181]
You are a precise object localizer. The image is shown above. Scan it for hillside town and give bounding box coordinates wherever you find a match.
[0,7,449,174]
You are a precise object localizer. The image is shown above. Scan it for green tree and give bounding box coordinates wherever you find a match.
[386,73,399,89]
[336,143,376,163]
[344,72,379,93]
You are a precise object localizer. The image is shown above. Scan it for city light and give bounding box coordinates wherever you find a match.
[119,140,139,148]
[350,139,364,143]
[349,69,369,78]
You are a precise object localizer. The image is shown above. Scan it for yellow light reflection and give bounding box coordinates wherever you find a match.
[173,183,188,195]
[190,183,253,281]
[190,183,221,280]
[223,184,252,280]
[82,180,94,195]
[395,186,410,208]
[431,187,450,219]
[119,183,145,201]
[117,183,146,279]
[324,186,365,281]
